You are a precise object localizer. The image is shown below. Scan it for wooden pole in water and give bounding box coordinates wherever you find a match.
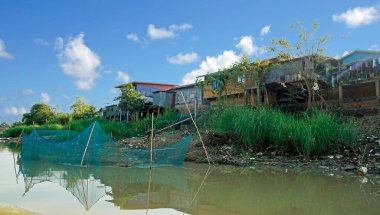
[150,112,154,169]
[180,92,212,165]
[80,121,96,167]
[15,126,25,147]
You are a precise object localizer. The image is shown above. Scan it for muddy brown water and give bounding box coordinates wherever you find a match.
[1,143,380,215]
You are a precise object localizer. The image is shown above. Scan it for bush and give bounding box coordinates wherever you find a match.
[54,113,72,125]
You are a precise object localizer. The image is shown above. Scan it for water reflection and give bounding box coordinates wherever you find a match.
[19,159,191,213]
[2,143,380,215]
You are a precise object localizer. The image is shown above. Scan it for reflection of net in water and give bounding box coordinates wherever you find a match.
[21,122,192,167]
[20,161,106,210]
[19,159,190,211]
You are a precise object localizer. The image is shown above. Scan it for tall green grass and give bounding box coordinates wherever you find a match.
[206,106,358,156]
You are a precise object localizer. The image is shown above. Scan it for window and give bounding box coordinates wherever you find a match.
[212,80,220,90]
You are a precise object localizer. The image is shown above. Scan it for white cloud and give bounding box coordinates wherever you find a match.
[147,24,176,40]
[33,38,51,46]
[117,70,131,83]
[126,33,141,43]
[332,7,380,28]
[22,89,34,96]
[260,25,271,36]
[147,23,192,40]
[0,38,14,59]
[342,50,350,56]
[167,52,199,65]
[335,50,351,59]
[181,50,240,85]
[236,35,261,56]
[57,33,101,90]
[40,92,51,104]
[5,107,27,116]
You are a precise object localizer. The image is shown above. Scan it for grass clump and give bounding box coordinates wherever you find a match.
[207,106,358,156]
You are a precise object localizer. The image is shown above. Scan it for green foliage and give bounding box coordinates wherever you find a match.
[51,113,72,125]
[0,123,11,137]
[115,83,144,112]
[206,106,358,155]
[4,109,180,140]
[268,21,331,111]
[70,97,96,119]
[22,103,54,125]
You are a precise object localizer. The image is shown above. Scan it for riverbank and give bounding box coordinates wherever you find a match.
[2,112,380,175]
[184,114,380,175]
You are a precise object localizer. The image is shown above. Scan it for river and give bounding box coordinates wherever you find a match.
[1,143,380,215]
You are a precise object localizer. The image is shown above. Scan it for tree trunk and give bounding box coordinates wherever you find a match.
[256,85,260,105]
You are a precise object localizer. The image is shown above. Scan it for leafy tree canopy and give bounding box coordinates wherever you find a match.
[70,96,96,119]
[114,83,144,111]
[22,103,54,125]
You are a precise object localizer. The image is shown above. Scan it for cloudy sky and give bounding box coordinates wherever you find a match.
[1,0,380,122]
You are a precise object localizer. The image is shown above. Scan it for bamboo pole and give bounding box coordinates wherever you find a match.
[155,117,192,134]
[80,121,97,167]
[12,152,18,184]
[185,166,212,213]
[180,92,212,165]
[145,169,152,215]
[15,126,25,147]
[150,112,154,169]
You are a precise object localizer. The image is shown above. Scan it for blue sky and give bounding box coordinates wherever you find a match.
[1,0,380,123]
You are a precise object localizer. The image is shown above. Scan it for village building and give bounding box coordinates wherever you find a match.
[335,50,380,112]
[102,81,176,122]
[198,56,338,110]
[153,83,209,115]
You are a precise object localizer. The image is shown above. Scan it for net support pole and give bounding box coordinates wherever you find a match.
[15,126,25,147]
[150,112,154,169]
[80,121,97,167]
[180,92,212,165]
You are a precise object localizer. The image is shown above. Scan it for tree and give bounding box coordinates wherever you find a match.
[70,97,96,119]
[22,103,54,125]
[238,55,271,107]
[114,83,144,118]
[268,21,329,111]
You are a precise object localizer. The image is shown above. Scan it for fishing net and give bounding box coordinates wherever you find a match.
[21,122,192,167]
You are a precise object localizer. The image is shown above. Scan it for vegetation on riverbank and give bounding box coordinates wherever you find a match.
[2,109,180,140]
[199,106,358,156]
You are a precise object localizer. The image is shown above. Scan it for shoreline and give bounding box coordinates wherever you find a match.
[2,113,380,176]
